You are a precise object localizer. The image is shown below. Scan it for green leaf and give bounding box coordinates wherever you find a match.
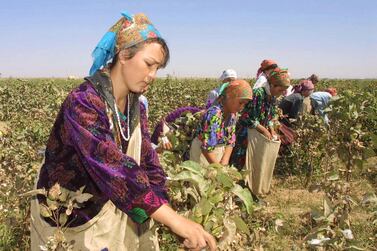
[190,207,203,223]
[198,198,213,216]
[213,208,225,221]
[171,170,203,182]
[46,198,58,211]
[180,160,204,175]
[58,187,70,202]
[207,163,224,169]
[59,213,68,226]
[204,220,214,232]
[39,204,52,218]
[72,193,93,203]
[208,192,224,204]
[211,225,223,238]
[226,167,243,181]
[232,216,250,235]
[231,184,253,214]
[216,172,233,189]
[171,170,210,196]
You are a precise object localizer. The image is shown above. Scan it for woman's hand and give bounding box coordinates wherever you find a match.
[202,150,220,164]
[269,128,279,141]
[220,146,233,166]
[257,125,272,140]
[220,160,229,166]
[151,205,217,251]
[173,217,217,251]
[161,136,173,150]
[156,136,173,153]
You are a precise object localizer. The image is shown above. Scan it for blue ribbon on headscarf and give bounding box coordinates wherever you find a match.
[89,31,117,75]
[89,12,134,76]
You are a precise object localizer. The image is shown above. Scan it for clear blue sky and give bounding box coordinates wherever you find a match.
[0,0,376,79]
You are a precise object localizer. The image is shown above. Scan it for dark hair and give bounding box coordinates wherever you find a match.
[110,37,170,69]
[308,74,319,84]
[263,64,278,72]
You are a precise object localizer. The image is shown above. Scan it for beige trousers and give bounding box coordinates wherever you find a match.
[31,123,160,251]
[245,129,281,196]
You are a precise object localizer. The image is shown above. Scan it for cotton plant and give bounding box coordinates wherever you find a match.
[21,183,93,251]
[159,160,254,250]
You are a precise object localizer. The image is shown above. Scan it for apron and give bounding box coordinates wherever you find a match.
[30,122,160,251]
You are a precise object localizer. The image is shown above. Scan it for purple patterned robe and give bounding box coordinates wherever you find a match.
[37,81,168,226]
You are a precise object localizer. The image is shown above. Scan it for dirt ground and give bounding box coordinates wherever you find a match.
[249,170,377,250]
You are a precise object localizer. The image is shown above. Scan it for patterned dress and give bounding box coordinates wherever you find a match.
[37,81,168,227]
[195,103,237,152]
[230,87,278,169]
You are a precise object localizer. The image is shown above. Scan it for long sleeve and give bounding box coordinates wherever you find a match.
[63,89,168,224]
[197,107,222,152]
[226,119,236,147]
[289,100,301,119]
[239,88,278,129]
[288,95,303,119]
[139,102,169,200]
[195,105,235,152]
[206,88,220,108]
[269,101,279,127]
[239,88,264,128]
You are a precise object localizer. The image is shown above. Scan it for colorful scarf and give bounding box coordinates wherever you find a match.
[325,87,337,96]
[219,79,253,100]
[256,59,278,78]
[301,80,314,91]
[89,11,162,75]
[268,68,290,87]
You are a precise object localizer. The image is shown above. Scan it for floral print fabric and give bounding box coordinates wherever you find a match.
[37,81,168,226]
[230,87,278,169]
[195,104,237,152]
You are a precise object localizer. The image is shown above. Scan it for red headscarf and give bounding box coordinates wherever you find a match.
[301,80,314,91]
[256,59,278,78]
[325,87,337,96]
[268,68,290,87]
[221,79,253,100]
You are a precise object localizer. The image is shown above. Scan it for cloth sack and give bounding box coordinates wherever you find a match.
[245,129,281,196]
[189,137,225,166]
